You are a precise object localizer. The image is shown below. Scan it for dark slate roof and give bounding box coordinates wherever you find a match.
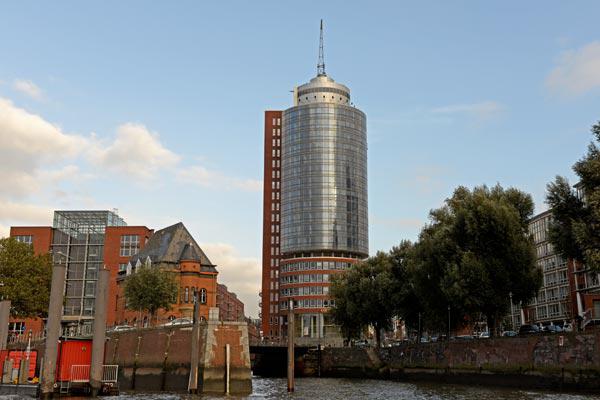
[130,222,217,272]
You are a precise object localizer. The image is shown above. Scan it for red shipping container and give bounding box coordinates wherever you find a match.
[56,339,92,382]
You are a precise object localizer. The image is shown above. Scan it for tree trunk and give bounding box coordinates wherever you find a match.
[374,323,381,348]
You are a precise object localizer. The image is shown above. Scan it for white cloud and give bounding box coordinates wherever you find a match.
[178,165,262,192]
[0,98,85,159]
[13,79,43,101]
[0,200,54,236]
[0,97,89,198]
[431,101,503,120]
[546,41,600,96]
[91,123,180,180]
[200,242,261,318]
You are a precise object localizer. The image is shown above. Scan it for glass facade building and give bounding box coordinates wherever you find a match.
[51,210,126,333]
[281,75,368,257]
[276,73,368,344]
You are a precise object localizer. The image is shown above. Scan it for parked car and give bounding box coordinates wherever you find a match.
[543,325,563,333]
[109,325,133,332]
[518,324,541,335]
[452,335,475,341]
[161,318,192,327]
[501,330,518,337]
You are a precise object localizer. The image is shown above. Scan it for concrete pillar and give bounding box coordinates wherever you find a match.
[41,262,66,399]
[287,299,294,392]
[90,267,110,396]
[18,359,29,384]
[0,300,11,350]
[188,298,201,393]
[3,359,13,383]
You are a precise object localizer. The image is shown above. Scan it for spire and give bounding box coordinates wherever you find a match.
[317,19,326,76]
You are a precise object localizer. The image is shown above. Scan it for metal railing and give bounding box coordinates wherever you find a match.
[7,331,46,344]
[70,364,90,383]
[102,365,118,383]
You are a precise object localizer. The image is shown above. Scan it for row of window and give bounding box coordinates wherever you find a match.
[120,235,140,257]
[544,270,569,286]
[281,261,353,273]
[280,298,336,309]
[181,287,207,304]
[280,286,329,297]
[14,235,33,245]
[271,118,281,126]
[280,274,330,284]
[535,302,564,319]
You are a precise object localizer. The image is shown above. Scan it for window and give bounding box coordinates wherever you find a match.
[184,287,190,303]
[120,235,140,257]
[14,235,33,245]
[118,263,127,274]
[200,288,207,304]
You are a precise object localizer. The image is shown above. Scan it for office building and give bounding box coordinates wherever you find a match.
[261,23,368,343]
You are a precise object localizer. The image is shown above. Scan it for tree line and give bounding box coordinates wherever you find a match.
[332,122,600,346]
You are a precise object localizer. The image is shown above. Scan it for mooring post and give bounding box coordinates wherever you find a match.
[41,258,67,399]
[188,295,201,393]
[90,266,110,396]
[0,300,11,351]
[287,298,295,392]
[225,344,231,394]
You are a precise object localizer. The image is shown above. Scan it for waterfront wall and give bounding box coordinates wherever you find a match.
[105,320,251,394]
[299,332,600,392]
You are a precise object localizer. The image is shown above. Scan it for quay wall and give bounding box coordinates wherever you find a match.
[106,320,251,394]
[298,332,600,392]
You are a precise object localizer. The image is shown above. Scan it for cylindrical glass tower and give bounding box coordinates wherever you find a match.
[280,74,368,344]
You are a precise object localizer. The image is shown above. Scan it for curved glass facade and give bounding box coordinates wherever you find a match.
[281,103,368,256]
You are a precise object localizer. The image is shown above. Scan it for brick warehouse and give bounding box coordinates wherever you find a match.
[8,210,246,336]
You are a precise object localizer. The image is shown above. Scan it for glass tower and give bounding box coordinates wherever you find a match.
[279,72,368,343]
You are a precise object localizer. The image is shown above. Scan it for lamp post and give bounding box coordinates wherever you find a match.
[447,305,451,341]
[509,291,514,331]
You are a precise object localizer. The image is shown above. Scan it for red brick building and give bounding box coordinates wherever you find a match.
[114,222,218,325]
[216,284,244,322]
[7,212,241,336]
[261,111,283,338]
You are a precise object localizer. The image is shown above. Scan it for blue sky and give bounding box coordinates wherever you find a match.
[1,1,600,317]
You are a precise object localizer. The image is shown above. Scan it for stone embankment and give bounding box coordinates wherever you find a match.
[299,332,600,392]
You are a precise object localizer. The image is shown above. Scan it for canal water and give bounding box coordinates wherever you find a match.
[2,377,599,399]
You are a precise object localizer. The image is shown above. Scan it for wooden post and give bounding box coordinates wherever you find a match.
[90,267,110,396]
[0,301,11,350]
[41,261,67,399]
[225,344,230,394]
[188,295,201,393]
[287,298,294,392]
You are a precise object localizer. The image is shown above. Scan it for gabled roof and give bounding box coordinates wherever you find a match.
[130,222,217,272]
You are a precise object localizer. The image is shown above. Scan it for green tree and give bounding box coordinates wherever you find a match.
[0,237,52,317]
[123,264,178,325]
[330,252,397,347]
[547,122,600,269]
[409,184,541,336]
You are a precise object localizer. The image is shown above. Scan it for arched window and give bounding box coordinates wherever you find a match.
[184,287,190,303]
[200,288,207,304]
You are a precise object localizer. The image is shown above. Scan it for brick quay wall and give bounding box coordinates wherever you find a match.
[298,332,600,392]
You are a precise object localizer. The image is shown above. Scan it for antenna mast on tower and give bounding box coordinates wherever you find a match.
[317,19,326,76]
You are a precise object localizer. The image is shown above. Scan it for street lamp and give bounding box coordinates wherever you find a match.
[447,305,451,341]
[509,291,514,331]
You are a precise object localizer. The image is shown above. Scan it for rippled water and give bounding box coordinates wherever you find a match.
[2,377,599,399]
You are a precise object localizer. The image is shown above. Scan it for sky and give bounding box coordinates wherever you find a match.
[1,1,600,318]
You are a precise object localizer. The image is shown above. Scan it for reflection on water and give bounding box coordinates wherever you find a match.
[2,377,600,400]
